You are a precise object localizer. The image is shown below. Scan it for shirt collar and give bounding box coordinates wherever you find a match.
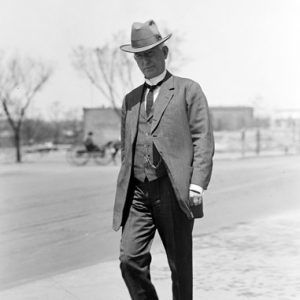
[145,69,167,86]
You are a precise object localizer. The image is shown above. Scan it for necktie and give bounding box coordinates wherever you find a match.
[145,86,155,116]
[145,79,165,116]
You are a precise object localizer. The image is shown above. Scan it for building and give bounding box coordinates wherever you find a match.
[210,106,254,131]
[83,107,121,146]
[271,109,300,129]
[83,105,255,145]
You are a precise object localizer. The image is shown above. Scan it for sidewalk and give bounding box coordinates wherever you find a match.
[0,211,299,300]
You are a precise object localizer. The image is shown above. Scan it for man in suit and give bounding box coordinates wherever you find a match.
[113,20,214,300]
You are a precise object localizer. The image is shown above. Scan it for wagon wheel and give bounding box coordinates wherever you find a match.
[66,145,90,166]
[93,147,113,165]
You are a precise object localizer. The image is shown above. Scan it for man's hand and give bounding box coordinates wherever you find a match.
[189,190,203,206]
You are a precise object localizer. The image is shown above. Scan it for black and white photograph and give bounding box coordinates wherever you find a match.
[0,0,299,299]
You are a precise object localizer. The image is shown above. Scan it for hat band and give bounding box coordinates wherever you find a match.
[131,34,162,49]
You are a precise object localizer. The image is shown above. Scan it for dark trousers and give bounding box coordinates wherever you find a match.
[119,176,194,300]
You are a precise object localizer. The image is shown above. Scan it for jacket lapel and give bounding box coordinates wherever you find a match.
[140,98,148,121]
[129,85,144,143]
[151,74,174,133]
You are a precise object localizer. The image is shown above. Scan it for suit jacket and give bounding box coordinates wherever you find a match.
[113,73,214,231]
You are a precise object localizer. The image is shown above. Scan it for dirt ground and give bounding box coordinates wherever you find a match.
[152,211,300,299]
[0,152,300,298]
[0,209,298,299]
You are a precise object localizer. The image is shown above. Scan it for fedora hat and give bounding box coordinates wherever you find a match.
[120,20,172,53]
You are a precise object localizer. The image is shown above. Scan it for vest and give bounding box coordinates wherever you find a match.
[133,93,167,182]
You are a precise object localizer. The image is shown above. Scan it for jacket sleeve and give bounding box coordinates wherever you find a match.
[186,81,214,189]
[120,96,126,163]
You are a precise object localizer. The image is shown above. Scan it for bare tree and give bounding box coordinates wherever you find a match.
[0,55,52,162]
[72,32,135,118]
[72,29,187,117]
[161,28,187,73]
[48,100,64,144]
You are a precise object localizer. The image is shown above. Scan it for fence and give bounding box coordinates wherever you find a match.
[214,128,300,158]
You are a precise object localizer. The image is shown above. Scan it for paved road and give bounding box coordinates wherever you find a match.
[0,154,299,290]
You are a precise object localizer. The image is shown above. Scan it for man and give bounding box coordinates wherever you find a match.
[84,131,99,152]
[113,20,214,300]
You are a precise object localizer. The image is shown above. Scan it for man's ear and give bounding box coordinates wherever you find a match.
[162,46,169,59]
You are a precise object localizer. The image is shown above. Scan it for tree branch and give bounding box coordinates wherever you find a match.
[1,98,17,132]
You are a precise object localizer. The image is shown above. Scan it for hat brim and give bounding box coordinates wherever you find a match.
[120,34,172,53]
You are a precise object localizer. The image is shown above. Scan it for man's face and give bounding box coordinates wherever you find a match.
[134,46,168,79]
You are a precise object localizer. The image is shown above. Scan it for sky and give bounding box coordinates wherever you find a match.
[0,0,300,118]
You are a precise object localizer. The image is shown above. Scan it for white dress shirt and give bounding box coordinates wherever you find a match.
[144,69,167,108]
